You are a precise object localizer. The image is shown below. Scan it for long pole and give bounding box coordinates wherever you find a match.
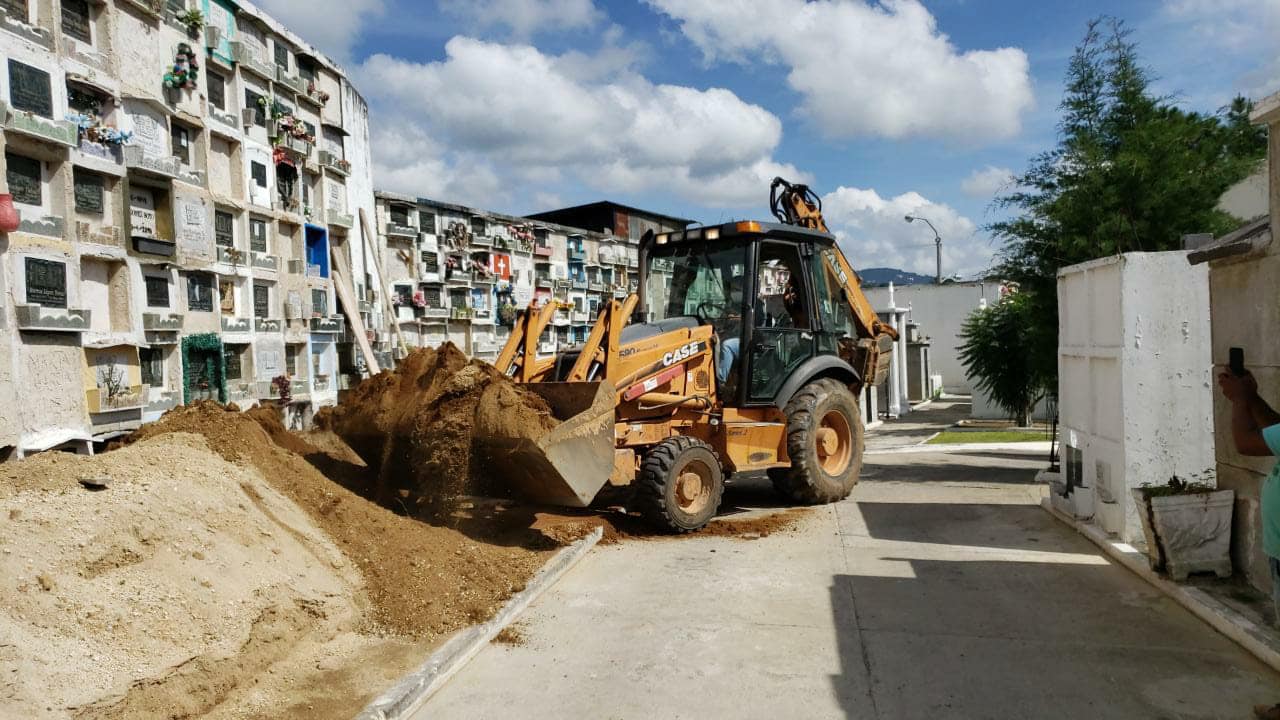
[935,236,942,284]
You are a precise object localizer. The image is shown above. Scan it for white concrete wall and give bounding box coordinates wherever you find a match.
[1057,253,1214,543]
[864,282,1004,394]
[970,388,1050,422]
[1218,165,1268,221]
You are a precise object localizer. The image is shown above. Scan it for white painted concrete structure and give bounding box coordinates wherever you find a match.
[864,281,1004,394]
[874,283,912,418]
[1057,252,1215,544]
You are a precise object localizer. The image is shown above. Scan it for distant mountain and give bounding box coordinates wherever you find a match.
[858,267,936,286]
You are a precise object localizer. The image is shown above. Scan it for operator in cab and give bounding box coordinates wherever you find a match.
[717,265,807,385]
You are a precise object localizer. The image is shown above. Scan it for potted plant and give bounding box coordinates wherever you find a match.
[1132,472,1234,580]
[178,8,204,37]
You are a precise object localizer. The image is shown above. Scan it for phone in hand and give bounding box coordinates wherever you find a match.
[1229,347,1245,376]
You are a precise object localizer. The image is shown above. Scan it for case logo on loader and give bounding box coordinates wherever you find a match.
[662,341,705,367]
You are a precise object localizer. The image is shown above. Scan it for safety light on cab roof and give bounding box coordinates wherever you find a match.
[735,221,761,233]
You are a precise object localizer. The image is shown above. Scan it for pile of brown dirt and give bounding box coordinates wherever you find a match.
[126,402,551,639]
[314,343,559,512]
[0,433,411,719]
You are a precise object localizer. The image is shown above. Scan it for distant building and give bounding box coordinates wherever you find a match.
[864,281,1005,395]
[373,193,638,365]
[525,201,692,243]
[0,0,376,456]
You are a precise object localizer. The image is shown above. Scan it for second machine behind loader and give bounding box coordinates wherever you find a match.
[480,179,899,531]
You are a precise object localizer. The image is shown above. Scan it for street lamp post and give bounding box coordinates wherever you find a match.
[904,215,942,284]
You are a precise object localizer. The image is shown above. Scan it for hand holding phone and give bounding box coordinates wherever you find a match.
[1230,347,1245,377]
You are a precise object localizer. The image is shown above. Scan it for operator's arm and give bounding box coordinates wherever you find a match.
[1221,370,1274,456]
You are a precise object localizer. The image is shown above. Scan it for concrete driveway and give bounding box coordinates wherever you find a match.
[415,406,1280,719]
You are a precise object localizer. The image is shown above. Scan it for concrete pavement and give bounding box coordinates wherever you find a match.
[413,405,1280,719]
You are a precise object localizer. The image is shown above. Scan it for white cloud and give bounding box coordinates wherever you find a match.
[441,0,603,38]
[1159,0,1280,98]
[252,0,384,63]
[356,36,795,208]
[960,166,1014,199]
[646,0,1034,143]
[821,186,988,278]
[370,124,505,205]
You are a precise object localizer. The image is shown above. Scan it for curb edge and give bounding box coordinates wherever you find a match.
[354,526,605,720]
[1040,497,1280,674]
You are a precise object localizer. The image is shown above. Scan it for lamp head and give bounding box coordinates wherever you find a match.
[904,215,915,223]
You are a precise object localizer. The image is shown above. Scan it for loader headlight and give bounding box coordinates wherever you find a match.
[656,233,670,245]
[703,228,720,240]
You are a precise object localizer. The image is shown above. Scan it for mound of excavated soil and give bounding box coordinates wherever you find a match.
[0,433,382,719]
[315,343,558,512]
[127,402,551,640]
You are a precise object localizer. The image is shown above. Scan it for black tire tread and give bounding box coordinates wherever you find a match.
[771,378,864,505]
[635,436,724,533]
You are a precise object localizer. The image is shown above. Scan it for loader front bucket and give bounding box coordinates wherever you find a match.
[474,381,617,507]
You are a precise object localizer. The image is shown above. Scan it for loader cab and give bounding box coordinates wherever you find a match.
[639,222,855,409]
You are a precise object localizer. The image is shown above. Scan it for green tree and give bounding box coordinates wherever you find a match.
[957,292,1049,427]
[990,17,1267,392]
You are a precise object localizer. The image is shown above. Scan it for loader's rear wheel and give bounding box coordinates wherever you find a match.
[772,379,864,504]
[635,437,724,533]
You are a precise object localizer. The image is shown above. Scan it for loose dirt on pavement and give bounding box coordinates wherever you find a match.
[0,342,809,719]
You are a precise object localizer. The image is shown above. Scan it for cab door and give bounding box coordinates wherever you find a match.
[745,242,817,403]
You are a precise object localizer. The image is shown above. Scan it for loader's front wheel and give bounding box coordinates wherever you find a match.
[635,436,724,533]
[772,379,864,504]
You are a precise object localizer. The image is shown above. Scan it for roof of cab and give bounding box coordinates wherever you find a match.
[641,220,835,251]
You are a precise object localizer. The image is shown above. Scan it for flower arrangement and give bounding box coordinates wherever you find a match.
[66,112,132,146]
[507,223,535,252]
[271,374,292,404]
[277,113,315,143]
[470,259,493,278]
[257,95,287,121]
[411,291,427,308]
[498,301,518,326]
[258,98,315,145]
[305,80,331,104]
[163,43,200,90]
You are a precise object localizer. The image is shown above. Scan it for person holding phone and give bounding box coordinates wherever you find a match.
[1218,350,1280,612]
[1221,351,1280,720]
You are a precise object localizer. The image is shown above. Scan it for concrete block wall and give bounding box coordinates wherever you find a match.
[1197,91,1280,592]
[1206,249,1280,591]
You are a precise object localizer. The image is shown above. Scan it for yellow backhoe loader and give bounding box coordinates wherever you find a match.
[482,178,898,531]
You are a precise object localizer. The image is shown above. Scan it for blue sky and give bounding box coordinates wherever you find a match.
[258,0,1279,276]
